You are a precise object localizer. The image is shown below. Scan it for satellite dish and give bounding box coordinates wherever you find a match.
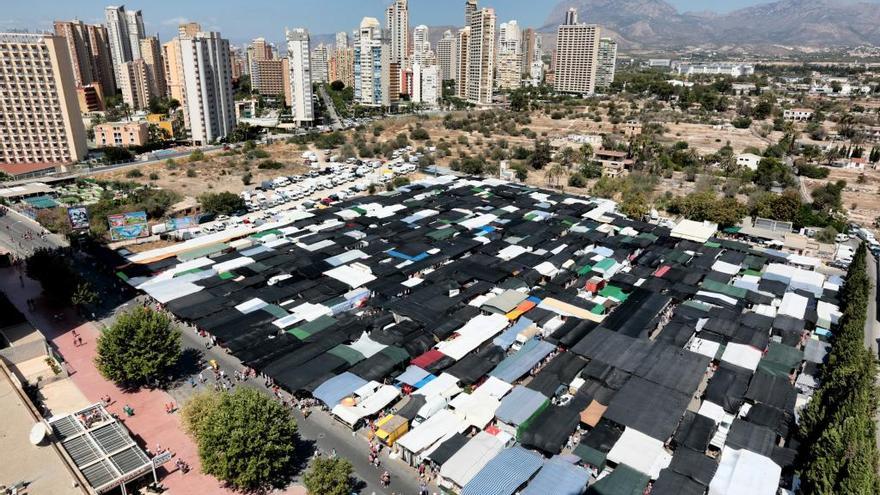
[29,422,48,445]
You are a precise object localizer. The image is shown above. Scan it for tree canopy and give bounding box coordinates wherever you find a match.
[668,190,747,227]
[184,388,299,492]
[199,191,246,215]
[798,244,879,493]
[26,248,80,305]
[303,457,353,495]
[95,307,181,388]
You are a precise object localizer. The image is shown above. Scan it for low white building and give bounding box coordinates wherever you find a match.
[674,63,755,77]
[735,153,761,171]
[783,108,814,121]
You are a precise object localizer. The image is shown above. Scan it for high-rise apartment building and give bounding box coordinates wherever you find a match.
[53,20,117,97]
[286,28,314,125]
[140,36,167,98]
[596,37,617,88]
[179,23,201,39]
[412,25,430,66]
[385,0,408,67]
[335,32,348,50]
[163,38,185,103]
[466,8,495,105]
[465,0,478,25]
[253,59,287,96]
[329,47,355,88]
[455,27,469,98]
[118,58,153,109]
[105,5,145,81]
[311,44,329,84]
[105,5,131,80]
[436,30,456,82]
[412,63,439,109]
[554,8,600,95]
[354,17,392,107]
[179,31,235,145]
[497,20,521,90]
[0,33,87,173]
[230,47,245,81]
[521,28,541,74]
[247,37,274,93]
[125,9,145,59]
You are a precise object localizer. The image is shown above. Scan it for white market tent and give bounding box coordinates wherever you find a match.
[435,314,509,361]
[331,383,400,427]
[720,343,763,371]
[606,427,672,479]
[439,431,509,490]
[324,264,377,288]
[778,292,808,320]
[414,373,461,400]
[762,263,825,297]
[397,409,469,464]
[671,219,718,243]
[708,447,781,495]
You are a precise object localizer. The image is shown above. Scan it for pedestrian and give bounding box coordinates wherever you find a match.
[198,372,205,383]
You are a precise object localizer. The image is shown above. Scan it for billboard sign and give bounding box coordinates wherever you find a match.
[67,207,90,230]
[164,216,198,232]
[108,211,149,241]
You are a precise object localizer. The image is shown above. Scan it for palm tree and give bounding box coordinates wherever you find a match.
[547,164,568,188]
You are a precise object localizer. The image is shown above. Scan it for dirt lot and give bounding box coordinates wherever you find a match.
[660,122,781,155]
[94,141,314,198]
[803,166,880,226]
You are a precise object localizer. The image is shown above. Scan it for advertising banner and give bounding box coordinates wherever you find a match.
[108,211,149,241]
[67,207,90,230]
[165,216,198,232]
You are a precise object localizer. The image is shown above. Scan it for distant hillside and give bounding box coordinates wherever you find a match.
[543,0,880,49]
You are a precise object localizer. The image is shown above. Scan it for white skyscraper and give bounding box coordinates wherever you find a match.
[335,32,348,49]
[466,7,495,105]
[311,44,329,84]
[385,0,408,67]
[287,28,314,125]
[496,20,521,90]
[412,25,430,66]
[354,17,391,107]
[104,5,131,81]
[125,9,145,59]
[412,63,439,109]
[554,8,601,95]
[436,30,457,82]
[180,31,236,145]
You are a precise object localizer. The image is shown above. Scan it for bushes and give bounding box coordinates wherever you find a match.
[567,173,587,188]
[797,163,830,179]
[257,160,284,170]
[798,243,879,493]
[189,149,205,162]
[125,169,143,178]
[731,116,752,129]
[410,127,430,140]
[199,192,246,215]
[667,190,747,227]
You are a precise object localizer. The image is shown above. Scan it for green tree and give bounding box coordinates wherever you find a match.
[181,390,222,438]
[26,248,79,305]
[191,388,299,491]
[530,139,552,170]
[330,80,345,91]
[410,127,430,140]
[71,282,98,308]
[95,307,181,388]
[199,192,246,215]
[511,163,529,182]
[303,457,354,495]
[815,226,839,244]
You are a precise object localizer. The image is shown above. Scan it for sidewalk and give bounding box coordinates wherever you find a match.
[0,266,234,495]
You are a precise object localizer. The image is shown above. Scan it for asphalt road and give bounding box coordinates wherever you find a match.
[0,208,65,258]
[318,85,344,131]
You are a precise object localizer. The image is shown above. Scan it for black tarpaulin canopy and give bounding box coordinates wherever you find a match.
[745,370,797,412]
[668,447,718,486]
[604,376,690,441]
[652,469,706,495]
[745,403,792,437]
[633,344,710,396]
[673,410,716,452]
[395,395,426,421]
[726,418,777,457]
[425,432,469,466]
[704,364,752,413]
[519,405,580,455]
[526,352,588,398]
[445,345,505,385]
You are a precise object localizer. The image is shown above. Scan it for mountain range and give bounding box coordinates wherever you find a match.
[542,0,880,49]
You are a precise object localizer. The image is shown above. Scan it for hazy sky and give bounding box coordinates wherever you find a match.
[0,0,833,43]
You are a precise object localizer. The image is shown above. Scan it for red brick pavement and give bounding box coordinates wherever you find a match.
[0,267,235,495]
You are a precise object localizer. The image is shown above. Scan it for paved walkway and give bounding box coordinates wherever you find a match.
[0,266,236,495]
